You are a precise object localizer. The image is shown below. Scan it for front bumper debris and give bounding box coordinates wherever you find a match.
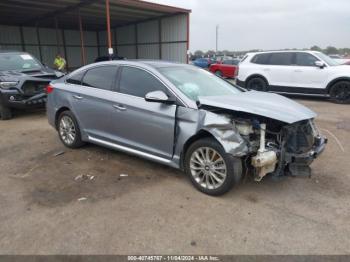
[287,135,327,177]
[289,135,327,164]
[1,90,46,109]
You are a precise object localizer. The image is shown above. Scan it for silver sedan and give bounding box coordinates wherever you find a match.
[47,60,326,195]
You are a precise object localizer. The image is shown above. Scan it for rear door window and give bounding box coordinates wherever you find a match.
[295,53,319,66]
[268,53,294,65]
[82,66,117,91]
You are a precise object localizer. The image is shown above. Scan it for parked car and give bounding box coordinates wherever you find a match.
[47,61,326,195]
[94,54,125,62]
[237,50,350,103]
[193,58,214,68]
[209,59,240,78]
[0,51,63,120]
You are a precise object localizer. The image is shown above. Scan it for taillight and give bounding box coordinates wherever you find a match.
[46,84,54,94]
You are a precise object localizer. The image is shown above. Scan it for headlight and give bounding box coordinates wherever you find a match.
[0,81,18,89]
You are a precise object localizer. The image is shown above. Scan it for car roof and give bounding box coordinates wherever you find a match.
[70,60,191,75]
[88,59,188,69]
[246,50,319,55]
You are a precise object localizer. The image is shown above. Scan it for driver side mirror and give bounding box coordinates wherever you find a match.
[315,61,326,68]
[145,90,175,104]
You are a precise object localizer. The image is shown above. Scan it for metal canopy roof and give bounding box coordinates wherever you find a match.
[0,0,190,30]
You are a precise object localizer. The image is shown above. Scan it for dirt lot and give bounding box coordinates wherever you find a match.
[0,97,349,255]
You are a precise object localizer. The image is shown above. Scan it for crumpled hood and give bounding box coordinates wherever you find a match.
[198,91,317,124]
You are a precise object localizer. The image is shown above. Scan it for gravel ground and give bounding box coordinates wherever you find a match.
[0,97,349,255]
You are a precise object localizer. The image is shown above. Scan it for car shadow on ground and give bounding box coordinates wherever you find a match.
[11,108,46,119]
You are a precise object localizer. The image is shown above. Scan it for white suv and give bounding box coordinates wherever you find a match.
[236,50,350,103]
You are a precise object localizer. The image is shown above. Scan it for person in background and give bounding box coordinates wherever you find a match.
[54,54,66,72]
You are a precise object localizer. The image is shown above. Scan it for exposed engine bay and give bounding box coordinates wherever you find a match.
[195,104,327,181]
[233,115,325,181]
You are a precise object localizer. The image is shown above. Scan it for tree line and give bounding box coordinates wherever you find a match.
[192,46,350,59]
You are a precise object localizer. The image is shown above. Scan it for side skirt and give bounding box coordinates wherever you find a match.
[87,136,176,166]
[268,85,328,95]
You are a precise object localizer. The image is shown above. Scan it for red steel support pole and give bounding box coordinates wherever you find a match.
[106,0,113,58]
[186,13,190,64]
[78,9,86,65]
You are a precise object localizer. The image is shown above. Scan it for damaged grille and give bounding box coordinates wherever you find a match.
[22,81,48,96]
[285,120,315,154]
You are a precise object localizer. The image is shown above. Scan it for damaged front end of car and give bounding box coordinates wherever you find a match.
[233,117,327,181]
[192,92,327,181]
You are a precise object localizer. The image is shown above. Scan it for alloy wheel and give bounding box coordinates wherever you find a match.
[333,82,350,103]
[59,115,76,145]
[189,147,227,190]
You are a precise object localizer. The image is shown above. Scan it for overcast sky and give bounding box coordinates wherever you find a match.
[147,0,350,52]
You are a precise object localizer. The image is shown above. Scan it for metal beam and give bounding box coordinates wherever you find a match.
[24,0,100,25]
[158,18,162,59]
[105,0,113,57]
[78,9,87,65]
[61,28,69,70]
[54,17,60,54]
[35,23,43,62]
[187,13,190,64]
[19,26,25,51]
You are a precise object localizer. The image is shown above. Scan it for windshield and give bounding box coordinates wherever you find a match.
[159,66,242,101]
[0,53,42,71]
[315,52,340,66]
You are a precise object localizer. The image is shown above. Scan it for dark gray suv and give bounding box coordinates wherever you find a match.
[0,51,62,120]
[47,60,326,195]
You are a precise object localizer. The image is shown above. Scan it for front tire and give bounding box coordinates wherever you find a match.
[330,81,350,104]
[58,111,85,148]
[0,102,12,120]
[184,138,242,196]
[246,77,268,91]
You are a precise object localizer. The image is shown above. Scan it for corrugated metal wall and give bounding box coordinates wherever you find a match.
[116,13,188,63]
[0,25,99,70]
[0,13,188,70]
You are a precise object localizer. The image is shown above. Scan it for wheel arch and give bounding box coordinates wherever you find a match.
[215,69,223,76]
[180,130,218,170]
[245,74,269,88]
[55,106,71,129]
[326,77,350,93]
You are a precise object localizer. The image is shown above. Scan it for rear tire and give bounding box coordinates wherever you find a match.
[246,77,268,91]
[57,111,85,148]
[330,81,350,104]
[0,102,12,120]
[184,137,242,196]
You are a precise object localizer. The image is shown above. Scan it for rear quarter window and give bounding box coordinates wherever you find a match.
[66,70,85,85]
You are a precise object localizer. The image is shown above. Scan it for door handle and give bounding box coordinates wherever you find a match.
[263,68,270,71]
[294,69,302,72]
[73,95,83,100]
[113,104,126,111]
